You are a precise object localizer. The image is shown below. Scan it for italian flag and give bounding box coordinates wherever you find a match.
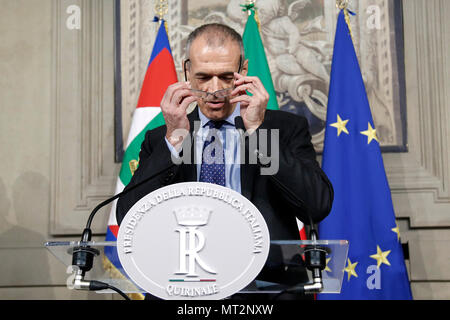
[103,20,177,297]
[243,8,306,240]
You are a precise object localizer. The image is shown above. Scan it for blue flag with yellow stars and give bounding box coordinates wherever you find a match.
[318,10,412,300]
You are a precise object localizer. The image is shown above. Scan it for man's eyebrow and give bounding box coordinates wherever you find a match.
[194,71,235,77]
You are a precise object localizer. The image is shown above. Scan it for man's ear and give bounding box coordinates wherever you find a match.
[183,59,191,81]
[240,59,249,76]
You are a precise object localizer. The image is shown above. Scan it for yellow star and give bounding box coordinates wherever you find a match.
[391,224,401,242]
[360,122,379,144]
[330,114,350,137]
[343,258,358,281]
[325,257,332,273]
[370,245,391,268]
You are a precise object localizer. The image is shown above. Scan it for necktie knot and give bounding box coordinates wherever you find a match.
[206,120,226,130]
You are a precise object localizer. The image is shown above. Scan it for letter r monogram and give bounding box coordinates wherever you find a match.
[175,227,216,276]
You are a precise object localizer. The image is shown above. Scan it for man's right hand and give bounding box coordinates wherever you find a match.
[161,82,197,151]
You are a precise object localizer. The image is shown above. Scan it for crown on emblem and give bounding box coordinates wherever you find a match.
[173,206,212,226]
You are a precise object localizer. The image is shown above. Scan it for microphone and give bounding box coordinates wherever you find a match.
[70,158,177,299]
[234,116,327,296]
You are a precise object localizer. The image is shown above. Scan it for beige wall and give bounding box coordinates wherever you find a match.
[0,0,55,297]
[0,0,448,299]
[0,0,116,299]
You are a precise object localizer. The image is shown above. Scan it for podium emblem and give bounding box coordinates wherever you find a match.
[117,182,270,300]
[173,206,216,276]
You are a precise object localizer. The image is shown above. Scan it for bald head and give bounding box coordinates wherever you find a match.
[185,23,245,61]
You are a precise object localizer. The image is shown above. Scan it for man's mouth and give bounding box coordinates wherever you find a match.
[206,101,225,108]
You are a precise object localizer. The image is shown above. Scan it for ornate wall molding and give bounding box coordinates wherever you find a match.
[50,0,117,234]
[120,0,162,140]
[386,0,449,228]
[118,0,449,228]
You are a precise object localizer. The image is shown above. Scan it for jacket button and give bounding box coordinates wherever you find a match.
[163,171,174,184]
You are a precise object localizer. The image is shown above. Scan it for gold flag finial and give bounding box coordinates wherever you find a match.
[155,0,168,22]
[244,0,256,16]
[241,0,261,30]
[336,0,348,10]
[154,0,169,36]
[336,0,354,42]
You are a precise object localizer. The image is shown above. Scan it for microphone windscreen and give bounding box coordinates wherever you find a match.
[235,116,245,131]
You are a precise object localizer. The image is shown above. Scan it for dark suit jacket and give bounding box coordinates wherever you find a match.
[116,107,333,241]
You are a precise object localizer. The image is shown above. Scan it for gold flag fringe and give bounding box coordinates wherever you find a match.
[102,255,145,300]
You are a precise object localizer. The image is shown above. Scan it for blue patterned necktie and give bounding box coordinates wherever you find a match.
[199,120,226,186]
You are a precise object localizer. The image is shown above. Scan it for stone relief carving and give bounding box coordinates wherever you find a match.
[120,0,406,152]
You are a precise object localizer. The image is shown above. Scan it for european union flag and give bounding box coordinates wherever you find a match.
[318,10,412,300]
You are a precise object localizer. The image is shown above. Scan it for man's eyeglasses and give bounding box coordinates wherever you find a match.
[183,55,242,102]
[189,87,234,102]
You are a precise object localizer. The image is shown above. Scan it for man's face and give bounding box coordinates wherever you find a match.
[185,36,246,121]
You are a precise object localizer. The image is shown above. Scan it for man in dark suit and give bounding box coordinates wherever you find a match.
[116,23,333,298]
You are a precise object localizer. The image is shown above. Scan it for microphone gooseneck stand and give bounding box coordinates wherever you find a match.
[70,161,177,300]
[234,116,328,299]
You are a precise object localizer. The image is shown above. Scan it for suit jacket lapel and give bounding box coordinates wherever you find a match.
[240,142,257,201]
[240,111,271,201]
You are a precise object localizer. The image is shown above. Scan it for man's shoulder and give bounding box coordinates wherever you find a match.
[145,124,167,137]
[141,124,167,148]
[143,108,197,140]
[264,109,308,127]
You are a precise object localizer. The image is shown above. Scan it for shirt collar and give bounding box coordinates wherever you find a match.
[198,103,240,128]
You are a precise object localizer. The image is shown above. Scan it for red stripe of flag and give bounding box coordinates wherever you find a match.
[137,47,178,108]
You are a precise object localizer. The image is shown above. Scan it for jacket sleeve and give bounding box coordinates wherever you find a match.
[116,128,180,226]
[251,115,334,224]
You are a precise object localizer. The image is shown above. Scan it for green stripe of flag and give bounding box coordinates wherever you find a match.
[243,9,279,110]
[119,111,166,186]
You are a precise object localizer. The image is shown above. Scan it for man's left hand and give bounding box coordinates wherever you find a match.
[230,73,269,134]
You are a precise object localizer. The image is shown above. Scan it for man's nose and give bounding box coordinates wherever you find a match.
[208,76,221,93]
